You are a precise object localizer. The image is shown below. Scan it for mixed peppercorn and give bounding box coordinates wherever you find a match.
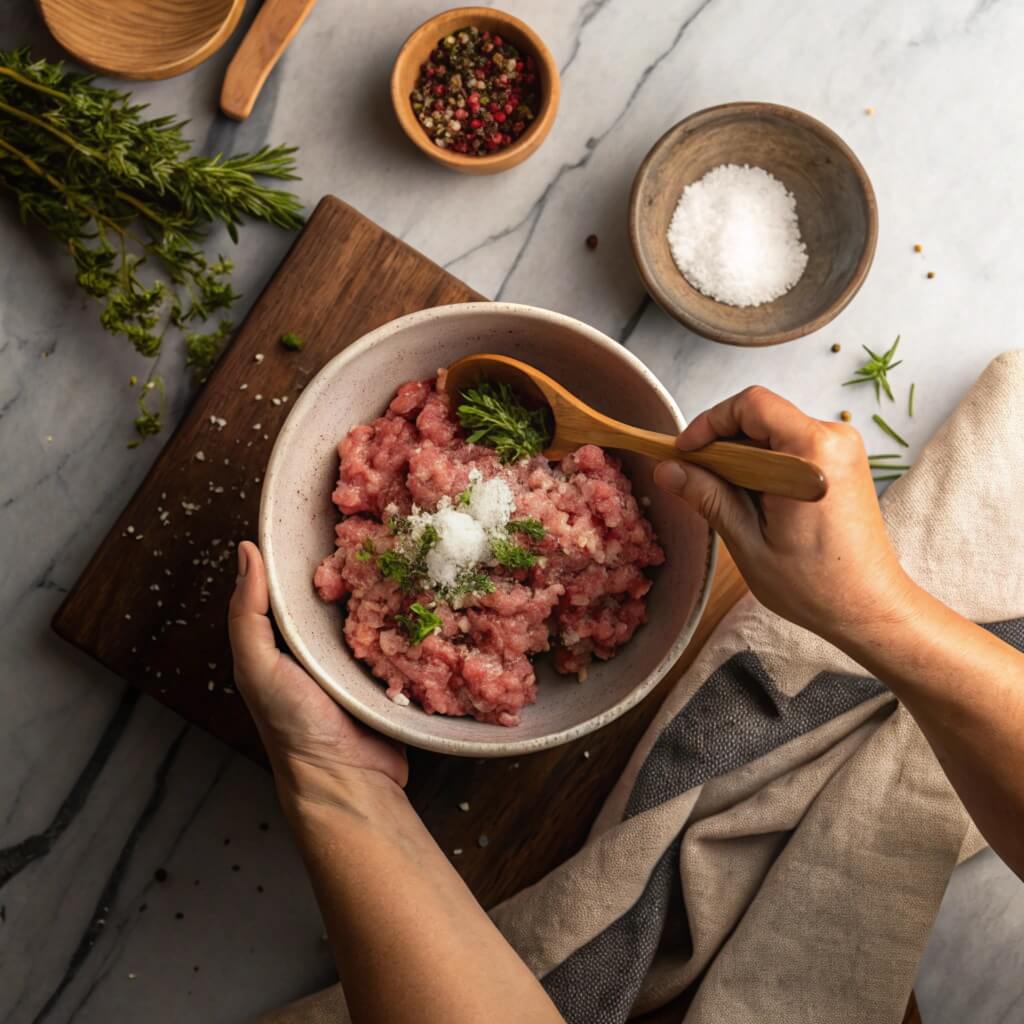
[410,26,540,156]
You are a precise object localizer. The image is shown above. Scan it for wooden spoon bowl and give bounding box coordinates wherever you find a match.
[446,353,827,501]
[37,0,245,80]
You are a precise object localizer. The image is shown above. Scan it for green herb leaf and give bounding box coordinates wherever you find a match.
[0,48,304,440]
[355,539,376,562]
[908,382,916,418]
[842,335,902,405]
[456,486,473,507]
[507,518,545,540]
[456,380,552,464]
[872,413,909,448]
[395,602,443,645]
[446,568,496,599]
[491,536,538,570]
[280,330,305,352]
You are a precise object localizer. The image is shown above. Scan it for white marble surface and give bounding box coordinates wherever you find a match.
[2,0,1023,1021]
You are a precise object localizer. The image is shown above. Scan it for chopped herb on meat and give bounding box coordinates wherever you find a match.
[457,380,551,464]
[395,603,443,645]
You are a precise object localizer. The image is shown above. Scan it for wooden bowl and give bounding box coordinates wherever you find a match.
[260,303,715,757]
[630,102,878,347]
[37,0,245,80]
[390,7,560,175]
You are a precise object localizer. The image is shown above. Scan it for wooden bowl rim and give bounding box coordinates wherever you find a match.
[36,0,246,81]
[629,101,879,348]
[390,5,560,174]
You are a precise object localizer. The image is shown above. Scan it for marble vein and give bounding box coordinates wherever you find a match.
[0,690,138,890]
[29,725,189,1024]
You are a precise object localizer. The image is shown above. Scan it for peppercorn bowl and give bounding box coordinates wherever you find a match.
[630,102,878,346]
[391,7,560,174]
[259,303,716,757]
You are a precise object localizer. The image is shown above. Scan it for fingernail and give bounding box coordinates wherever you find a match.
[237,543,249,580]
[656,461,688,494]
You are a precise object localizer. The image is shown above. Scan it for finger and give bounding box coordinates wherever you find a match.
[654,460,757,544]
[676,386,816,453]
[228,541,279,680]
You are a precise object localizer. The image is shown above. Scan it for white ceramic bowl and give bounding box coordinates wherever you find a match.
[260,302,716,757]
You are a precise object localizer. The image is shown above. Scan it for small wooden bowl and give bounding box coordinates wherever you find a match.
[630,102,878,347]
[37,0,245,80]
[390,7,560,175]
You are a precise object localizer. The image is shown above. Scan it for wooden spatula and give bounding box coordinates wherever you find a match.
[444,353,827,501]
[220,0,318,120]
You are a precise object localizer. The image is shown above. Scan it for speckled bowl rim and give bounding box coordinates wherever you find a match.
[260,302,717,757]
[629,101,879,347]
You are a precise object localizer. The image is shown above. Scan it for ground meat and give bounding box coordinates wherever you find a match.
[315,374,665,726]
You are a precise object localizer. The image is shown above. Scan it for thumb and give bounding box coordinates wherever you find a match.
[228,541,279,683]
[654,460,755,543]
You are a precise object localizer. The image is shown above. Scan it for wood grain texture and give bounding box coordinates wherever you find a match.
[447,352,827,500]
[52,193,747,909]
[37,0,245,80]
[220,0,318,121]
[390,6,560,175]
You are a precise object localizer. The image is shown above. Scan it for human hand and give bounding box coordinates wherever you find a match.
[228,541,407,803]
[654,387,919,642]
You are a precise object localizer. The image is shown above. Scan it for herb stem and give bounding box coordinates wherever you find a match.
[909,382,916,418]
[872,414,909,448]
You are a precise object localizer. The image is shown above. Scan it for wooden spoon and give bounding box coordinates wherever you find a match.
[37,0,245,80]
[220,0,319,120]
[444,354,827,501]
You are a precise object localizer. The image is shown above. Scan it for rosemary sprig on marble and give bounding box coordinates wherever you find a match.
[0,48,304,440]
[843,335,902,403]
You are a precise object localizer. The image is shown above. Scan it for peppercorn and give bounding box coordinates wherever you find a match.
[410,26,539,157]
[926,271,935,279]
[913,244,923,253]
[831,343,841,353]
[840,410,852,422]
[585,234,599,250]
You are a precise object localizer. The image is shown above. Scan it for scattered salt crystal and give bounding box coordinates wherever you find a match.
[583,750,590,759]
[252,423,261,431]
[271,397,281,406]
[453,848,463,856]
[667,163,807,307]
[390,692,411,707]
[239,383,248,391]
[466,474,515,529]
[458,801,470,812]
[194,450,206,462]
[254,353,264,363]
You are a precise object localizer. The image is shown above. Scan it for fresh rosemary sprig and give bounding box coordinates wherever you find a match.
[395,603,443,645]
[843,336,902,403]
[908,382,916,417]
[457,380,552,464]
[0,49,304,440]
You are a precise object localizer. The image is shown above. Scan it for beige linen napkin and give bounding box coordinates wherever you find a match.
[257,351,1024,1024]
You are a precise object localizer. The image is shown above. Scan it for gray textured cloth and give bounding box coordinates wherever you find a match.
[258,352,1024,1024]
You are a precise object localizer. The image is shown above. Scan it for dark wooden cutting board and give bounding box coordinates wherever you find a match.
[53,195,746,910]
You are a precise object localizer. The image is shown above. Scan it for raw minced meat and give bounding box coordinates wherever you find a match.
[314,371,665,727]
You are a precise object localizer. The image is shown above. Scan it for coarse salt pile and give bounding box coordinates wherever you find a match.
[403,471,517,589]
[666,163,808,307]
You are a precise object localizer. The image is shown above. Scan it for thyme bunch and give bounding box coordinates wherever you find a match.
[0,49,304,439]
[457,380,552,463]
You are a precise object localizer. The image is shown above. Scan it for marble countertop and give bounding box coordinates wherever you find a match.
[2,0,1023,1021]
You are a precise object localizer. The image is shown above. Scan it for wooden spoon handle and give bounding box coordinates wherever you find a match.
[680,441,827,501]
[601,427,826,501]
[220,0,318,121]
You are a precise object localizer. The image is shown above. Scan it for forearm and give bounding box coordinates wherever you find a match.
[830,585,1024,878]
[277,765,563,1024]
